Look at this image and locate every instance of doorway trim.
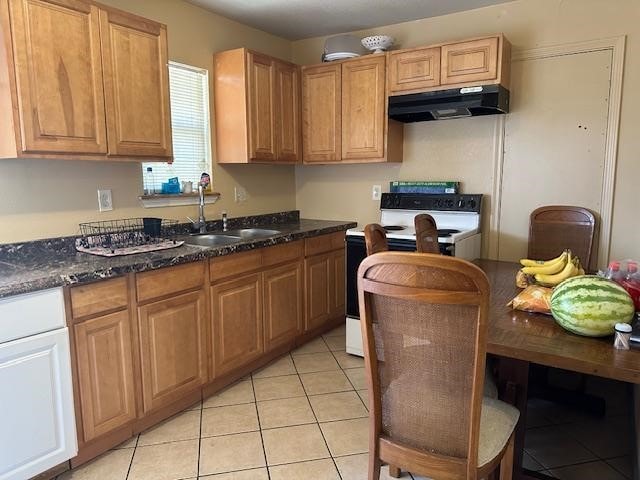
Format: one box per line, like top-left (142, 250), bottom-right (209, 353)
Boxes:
top-left (489, 36), bottom-right (626, 267)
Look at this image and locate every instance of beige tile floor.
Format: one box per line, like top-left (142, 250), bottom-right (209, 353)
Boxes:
top-left (56, 324), bottom-right (635, 480)
top-left (56, 325), bottom-right (417, 480)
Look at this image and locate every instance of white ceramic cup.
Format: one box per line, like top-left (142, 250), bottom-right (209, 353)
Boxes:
top-left (182, 181), bottom-right (193, 194)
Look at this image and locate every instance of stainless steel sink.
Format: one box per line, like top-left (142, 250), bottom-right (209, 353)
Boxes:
top-left (183, 234), bottom-right (242, 247)
top-left (219, 228), bottom-right (281, 239)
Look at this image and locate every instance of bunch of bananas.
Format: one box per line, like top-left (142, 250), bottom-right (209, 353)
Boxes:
top-left (517, 250), bottom-right (585, 288)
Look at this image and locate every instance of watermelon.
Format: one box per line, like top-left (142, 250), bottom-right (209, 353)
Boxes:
top-left (550, 275), bottom-right (635, 337)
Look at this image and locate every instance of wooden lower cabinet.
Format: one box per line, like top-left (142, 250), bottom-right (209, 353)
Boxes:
top-left (330, 249), bottom-right (346, 317)
top-left (73, 310), bottom-right (136, 442)
top-left (304, 253), bottom-right (332, 332)
top-left (211, 273), bottom-right (264, 376)
top-left (137, 290), bottom-right (208, 413)
top-left (264, 261), bottom-right (303, 351)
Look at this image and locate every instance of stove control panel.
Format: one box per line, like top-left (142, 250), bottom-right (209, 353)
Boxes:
top-left (380, 193), bottom-right (482, 213)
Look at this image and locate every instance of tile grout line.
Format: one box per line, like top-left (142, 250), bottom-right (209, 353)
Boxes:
top-left (123, 432), bottom-right (140, 480)
top-left (250, 366), bottom-right (272, 480)
top-left (196, 397), bottom-right (203, 479)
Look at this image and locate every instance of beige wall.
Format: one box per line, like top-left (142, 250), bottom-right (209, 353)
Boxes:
top-left (292, 0), bottom-right (640, 262)
top-left (0, 0), bottom-right (295, 243)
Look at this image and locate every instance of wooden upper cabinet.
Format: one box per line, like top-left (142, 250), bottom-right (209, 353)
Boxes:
top-left (302, 63), bottom-right (341, 163)
top-left (0, 0), bottom-right (172, 160)
top-left (387, 47), bottom-right (441, 94)
top-left (99, 9), bottom-right (172, 158)
top-left (275, 61), bottom-right (300, 163)
top-left (214, 48), bottom-right (300, 164)
top-left (73, 310), bottom-right (136, 442)
top-left (441, 36), bottom-right (499, 86)
top-left (341, 55), bottom-right (386, 160)
top-left (137, 290), bottom-right (208, 413)
top-left (247, 51), bottom-right (276, 161)
top-left (5, 0), bottom-right (107, 155)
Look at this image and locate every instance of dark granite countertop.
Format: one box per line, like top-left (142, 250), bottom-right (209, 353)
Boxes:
top-left (0, 212), bottom-right (356, 299)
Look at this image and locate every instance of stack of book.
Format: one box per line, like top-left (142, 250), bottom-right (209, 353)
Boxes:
top-left (390, 181), bottom-right (460, 194)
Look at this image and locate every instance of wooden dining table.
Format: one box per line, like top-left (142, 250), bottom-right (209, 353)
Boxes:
top-left (476, 259), bottom-right (640, 480)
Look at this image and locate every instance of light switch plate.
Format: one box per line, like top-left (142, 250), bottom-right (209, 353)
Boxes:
top-left (372, 185), bottom-right (382, 201)
top-left (97, 189), bottom-right (113, 212)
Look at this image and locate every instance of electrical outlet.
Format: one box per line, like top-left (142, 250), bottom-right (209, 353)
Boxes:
top-left (97, 189), bottom-right (113, 212)
top-left (372, 185), bottom-right (382, 201)
top-left (234, 186), bottom-right (247, 203)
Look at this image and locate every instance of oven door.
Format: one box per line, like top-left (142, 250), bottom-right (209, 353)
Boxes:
top-left (346, 235), bottom-right (419, 319)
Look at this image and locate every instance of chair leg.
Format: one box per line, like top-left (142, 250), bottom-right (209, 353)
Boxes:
top-left (369, 454), bottom-right (381, 480)
top-left (499, 433), bottom-right (515, 480)
top-left (388, 464), bottom-right (401, 478)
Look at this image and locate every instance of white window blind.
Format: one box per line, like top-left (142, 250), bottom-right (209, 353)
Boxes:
top-left (142, 62), bottom-right (211, 193)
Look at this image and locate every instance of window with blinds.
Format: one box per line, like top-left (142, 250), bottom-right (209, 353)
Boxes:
top-left (142, 62), bottom-right (211, 193)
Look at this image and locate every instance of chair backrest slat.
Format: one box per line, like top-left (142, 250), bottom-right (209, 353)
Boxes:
top-left (364, 223), bottom-right (389, 256)
top-left (415, 214), bottom-right (440, 254)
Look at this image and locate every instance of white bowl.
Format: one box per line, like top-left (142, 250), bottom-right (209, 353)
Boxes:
top-left (361, 35), bottom-right (394, 54)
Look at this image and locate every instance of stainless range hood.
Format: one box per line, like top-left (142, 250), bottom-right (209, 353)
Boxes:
top-left (388, 85), bottom-right (509, 122)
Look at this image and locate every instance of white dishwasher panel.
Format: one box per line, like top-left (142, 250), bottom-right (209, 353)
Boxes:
top-left (0, 327), bottom-right (77, 480)
top-left (0, 288), bottom-right (65, 344)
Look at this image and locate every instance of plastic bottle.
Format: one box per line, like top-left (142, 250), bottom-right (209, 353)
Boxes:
top-left (145, 167), bottom-right (155, 195)
top-left (620, 261), bottom-right (640, 311)
top-left (605, 261), bottom-right (622, 282)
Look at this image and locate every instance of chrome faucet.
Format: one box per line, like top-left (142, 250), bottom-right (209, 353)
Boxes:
top-left (188, 183), bottom-right (207, 233)
top-left (222, 211), bottom-right (228, 232)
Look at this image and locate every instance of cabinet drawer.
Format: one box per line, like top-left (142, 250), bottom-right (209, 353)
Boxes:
top-left (210, 250), bottom-right (262, 282)
top-left (136, 262), bottom-right (205, 303)
top-left (305, 232), bottom-right (345, 256)
top-left (262, 241), bottom-right (303, 267)
top-left (70, 277), bottom-right (128, 319)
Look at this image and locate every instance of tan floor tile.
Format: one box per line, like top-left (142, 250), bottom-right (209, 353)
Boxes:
top-left (199, 431), bottom-right (266, 476)
top-left (357, 390), bottom-right (369, 409)
top-left (334, 453), bottom-right (413, 480)
top-left (320, 418), bottom-right (369, 457)
top-left (323, 325), bottom-right (346, 337)
top-left (199, 468), bottom-right (269, 479)
top-left (112, 434), bottom-right (137, 449)
top-left (292, 337), bottom-right (330, 355)
top-left (323, 335), bottom-right (346, 352)
top-left (262, 424), bottom-right (330, 465)
top-left (257, 396), bottom-right (316, 429)
top-left (201, 403), bottom-right (259, 437)
top-left (58, 448), bottom-right (133, 480)
top-left (137, 410), bottom-right (200, 446)
top-left (300, 370), bottom-right (354, 395)
top-left (128, 439), bottom-right (198, 480)
top-left (309, 391), bottom-right (368, 422)
top-left (293, 352), bottom-right (340, 373)
top-left (253, 374), bottom-right (305, 401)
top-left (269, 458), bottom-right (340, 480)
top-left (344, 367), bottom-right (367, 390)
top-left (333, 351), bottom-right (364, 369)
top-left (252, 355), bottom-right (296, 379)
top-left (204, 380), bottom-right (254, 408)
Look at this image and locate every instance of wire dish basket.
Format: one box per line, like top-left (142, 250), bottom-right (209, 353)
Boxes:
top-left (76, 218), bottom-right (182, 256)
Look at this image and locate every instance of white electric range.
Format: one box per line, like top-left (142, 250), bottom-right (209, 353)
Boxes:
top-left (344, 192), bottom-right (483, 356)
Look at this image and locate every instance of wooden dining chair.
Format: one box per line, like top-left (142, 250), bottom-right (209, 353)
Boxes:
top-left (528, 206), bottom-right (597, 271)
top-left (357, 252), bottom-right (519, 480)
top-left (414, 213), bottom-right (440, 254)
top-left (364, 223), bottom-right (388, 255)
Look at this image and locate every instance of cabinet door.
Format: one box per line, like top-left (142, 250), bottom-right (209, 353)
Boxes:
top-left (441, 36), bottom-right (499, 86)
top-left (264, 262), bottom-right (302, 351)
top-left (330, 249), bottom-right (346, 317)
top-left (302, 64), bottom-right (341, 163)
top-left (99, 9), bottom-right (172, 158)
top-left (7, 0), bottom-right (107, 154)
top-left (137, 290), bottom-right (207, 413)
top-left (247, 51), bottom-right (276, 162)
top-left (73, 310), bottom-right (136, 442)
top-left (342, 55), bottom-right (386, 160)
top-left (274, 61), bottom-right (300, 163)
top-left (304, 253), bottom-right (331, 332)
top-left (211, 273), bottom-right (263, 376)
top-left (387, 47), bottom-right (441, 94)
